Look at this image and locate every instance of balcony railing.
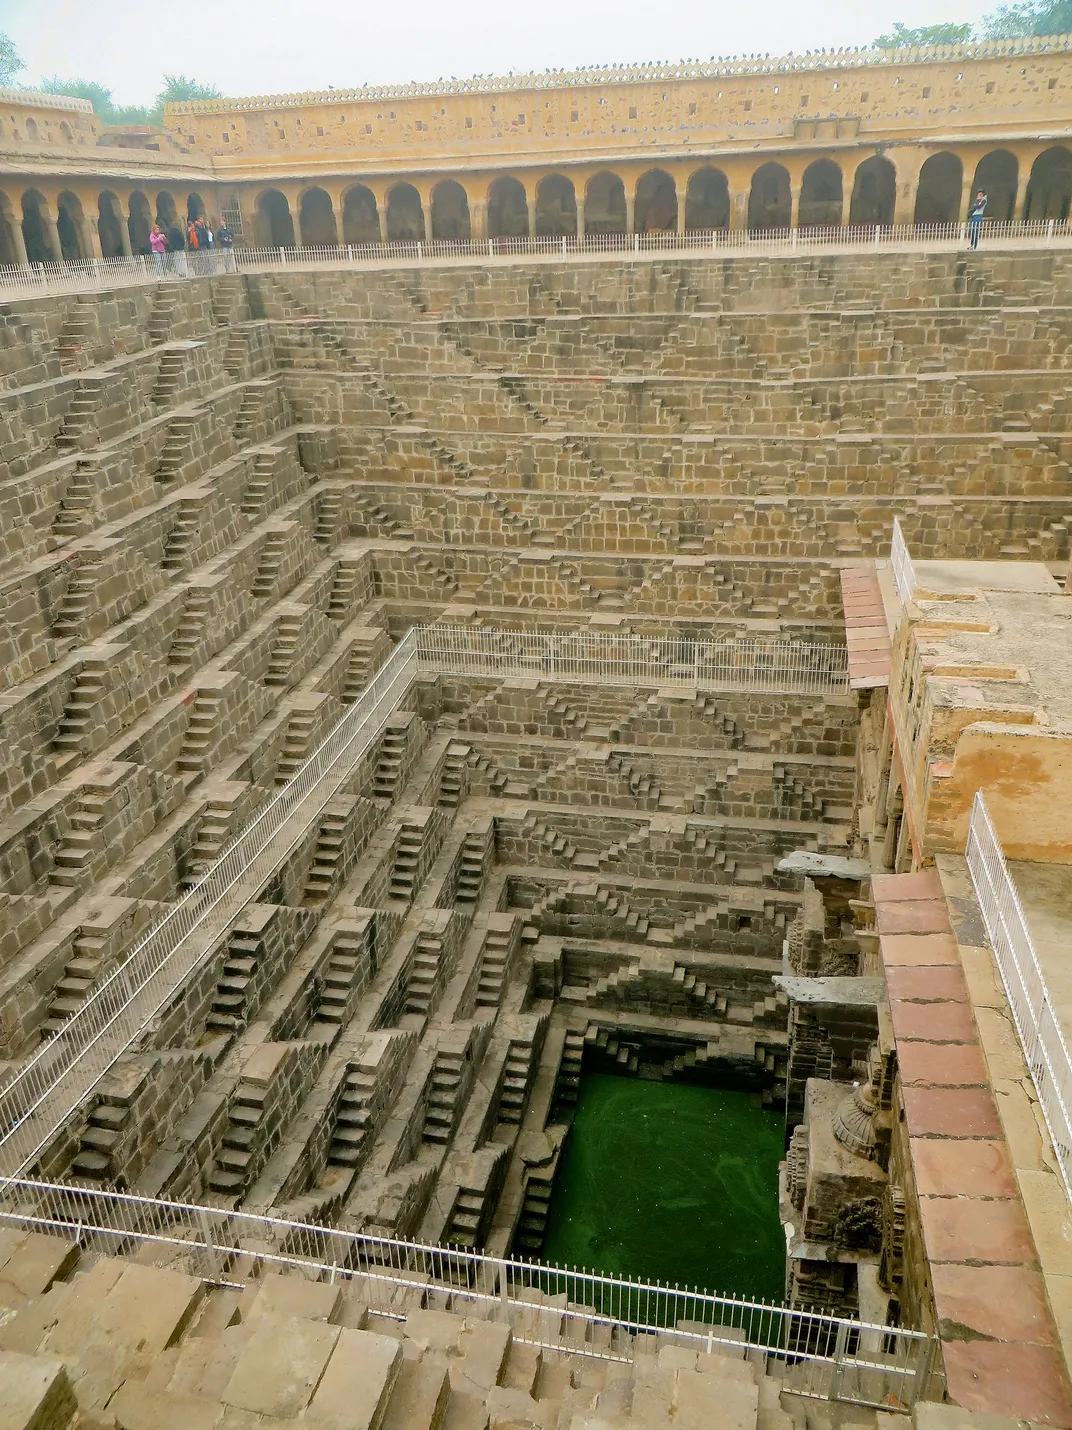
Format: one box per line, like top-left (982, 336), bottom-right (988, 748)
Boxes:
top-left (0, 1176), bottom-right (934, 1410)
top-left (1, 219), bottom-right (1071, 300)
top-left (965, 791), bottom-right (1072, 1201)
top-left (890, 517), bottom-right (916, 605)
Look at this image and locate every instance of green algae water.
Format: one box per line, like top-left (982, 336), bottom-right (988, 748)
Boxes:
top-left (541, 1073), bottom-right (785, 1301)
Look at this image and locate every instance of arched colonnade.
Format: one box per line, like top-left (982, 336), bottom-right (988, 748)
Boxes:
top-left (0, 184), bottom-right (214, 264)
top-left (1, 145), bottom-right (1070, 266)
top-left (244, 145), bottom-right (1072, 250)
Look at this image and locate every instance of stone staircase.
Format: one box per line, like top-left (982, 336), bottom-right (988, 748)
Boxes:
top-left (422, 1047), bottom-right (465, 1145)
top-left (455, 827), bottom-right (489, 904)
top-left (182, 797), bottom-right (235, 889)
top-left (155, 412), bottom-right (201, 484)
top-left (52, 555), bottom-right (103, 640)
top-left (437, 742), bottom-right (471, 808)
top-left (161, 497), bottom-right (202, 572)
top-left (264, 611), bottom-right (305, 686)
top-left (40, 928), bottom-right (108, 1038)
top-left (70, 1094), bottom-right (129, 1183)
top-left (151, 346), bottom-right (187, 408)
top-left (206, 929), bottom-right (262, 1036)
top-left (497, 1036), bottom-right (535, 1124)
top-left (326, 1063), bottom-right (378, 1168)
top-left (373, 720), bottom-right (408, 799)
top-left (302, 808), bottom-right (349, 907)
top-left (208, 1075), bottom-right (268, 1196)
top-left (389, 821), bottom-right (426, 902)
top-left (54, 374), bottom-right (104, 453)
top-left (51, 786), bottom-right (108, 887)
top-left (176, 690), bottom-right (223, 777)
top-left (473, 924), bottom-right (511, 1008)
top-left (52, 458), bottom-right (98, 538)
top-left (52, 657), bottom-right (109, 765)
top-left (169, 587), bottom-right (212, 664)
top-left (251, 528), bottom-right (288, 600)
top-left (405, 930), bottom-right (445, 1016)
top-left (313, 929), bottom-right (369, 1027)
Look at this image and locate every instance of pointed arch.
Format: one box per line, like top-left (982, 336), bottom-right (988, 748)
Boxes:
top-left (57, 191), bottom-right (88, 261)
top-left (431, 180), bottom-right (471, 241)
top-left (299, 187), bottom-right (338, 247)
top-left (535, 174), bottom-right (577, 237)
top-left (913, 153), bottom-right (962, 225)
top-left (685, 168), bottom-right (730, 231)
top-left (128, 191), bottom-right (153, 255)
top-left (748, 163), bottom-right (791, 231)
top-left (971, 150), bottom-right (1018, 222)
top-left (97, 191), bottom-right (127, 258)
top-left (22, 189), bottom-right (57, 263)
top-left (799, 160), bottom-right (844, 228)
top-left (585, 171), bottom-right (627, 235)
top-left (252, 189), bottom-right (295, 247)
top-left (342, 185), bottom-right (380, 244)
top-left (635, 169), bottom-right (677, 233)
top-left (386, 182), bottom-right (425, 241)
top-left (487, 176), bottom-right (528, 239)
top-left (849, 156), bottom-right (896, 227)
top-left (1025, 147), bottom-right (1072, 221)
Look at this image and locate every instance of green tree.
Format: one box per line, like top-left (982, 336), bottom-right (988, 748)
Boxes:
top-left (0, 30), bottom-right (24, 85)
top-left (982, 0), bottom-right (1072, 33)
top-left (872, 21), bottom-right (975, 46)
top-left (38, 76), bottom-right (152, 125)
top-left (149, 73), bottom-right (222, 123)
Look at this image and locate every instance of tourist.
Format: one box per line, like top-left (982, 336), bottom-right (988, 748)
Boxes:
top-left (165, 218), bottom-right (187, 276)
top-left (148, 223), bottom-right (167, 276)
top-left (968, 189), bottom-right (987, 249)
top-left (215, 217), bottom-right (236, 272)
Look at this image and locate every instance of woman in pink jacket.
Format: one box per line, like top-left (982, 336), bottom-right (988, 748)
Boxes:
top-left (149, 223), bottom-right (168, 276)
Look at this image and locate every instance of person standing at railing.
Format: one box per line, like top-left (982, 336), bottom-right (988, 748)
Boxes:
top-left (968, 190), bottom-right (987, 250)
top-left (215, 218), bottom-right (235, 272)
top-left (149, 224), bottom-right (168, 277)
top-left (166, 218), bottom-right (188, 277)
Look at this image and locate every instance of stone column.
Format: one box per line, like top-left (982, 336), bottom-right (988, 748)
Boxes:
top-left (470, 200), bottom-right (487, 241)
top-left (39, 198), bottom-right (64, 263)
top-left (892, 166), bottom-right (921, 226)
top-left (576, 197), bottom-right (585, 241)
top-left (7, 215), bottom-right (28, 266)
top-left (676, 193), bottom-right (686, 238)
top-left (959, 174), bottom-right (975, 223)
top-left (790, 182), bottom-right (801, 230)
top-left (625, 190), bottom-right (635, 236)
top-left (527, 196), bottom-right (537, 239)
top-left (80, 212), bottom-right (103, 259)
top-left (1015, 167), bottom-right (1032, 220)
top-left (729, 190), bottom-right (749, 231)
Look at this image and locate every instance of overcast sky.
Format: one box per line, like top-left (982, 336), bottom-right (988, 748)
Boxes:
top-left (4, 0), bottom-right (999, 106)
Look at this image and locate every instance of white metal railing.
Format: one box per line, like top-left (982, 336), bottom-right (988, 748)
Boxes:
top-left (416, 625), bottom-right (850, 696)
top-left (0, 632), bottom-right (419, 1177)
top-left (0, 1177), bottom-right (933, 1410)
top-left (965, 792), bottom-right (1072, 1201)
top-left (890, 517), bottom-right (916, 605)
top-left (2, 219), bottom-right (1072, 301)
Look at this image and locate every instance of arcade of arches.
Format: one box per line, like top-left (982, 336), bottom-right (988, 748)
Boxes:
top-left (2, 144), bottom-right (1072, 259)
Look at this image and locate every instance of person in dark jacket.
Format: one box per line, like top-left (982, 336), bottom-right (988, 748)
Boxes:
top-left (165, 219), bottom-right (187, 276)
top-left (214, 218), bottom-right (236, 271)
top-left (968, 190), bottom-right (987, 249)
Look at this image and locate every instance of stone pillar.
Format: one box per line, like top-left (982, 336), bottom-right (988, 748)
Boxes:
top-left (377, 202), bottom-right (389, 244)
top-left (527, 196), bottom-right (537, 239)
top-left (470, 200), bottom-right (487, 241)
top-left (625, 190), bottom-right (635, 235)
top-left (81, 212), bottom-right (103, 259)
top-left (676, 194), bottom-right (686, 238)
top-left (790, 182), bottom-right (801, 230)
top-left (7, 215), bottom-right (28, 266)
top-left (576, 198), bottom-right (585, 241)
top-left (38, 198), bottom-right (64, 263)
top-left (729, 190), bottom-right (749, 231)
top-left (893, 168), bottom-right (920, 226)
top-left (959, 174), bottom-right (975, 223)
top-left (1015, 167), bottom-right (1032, 220)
